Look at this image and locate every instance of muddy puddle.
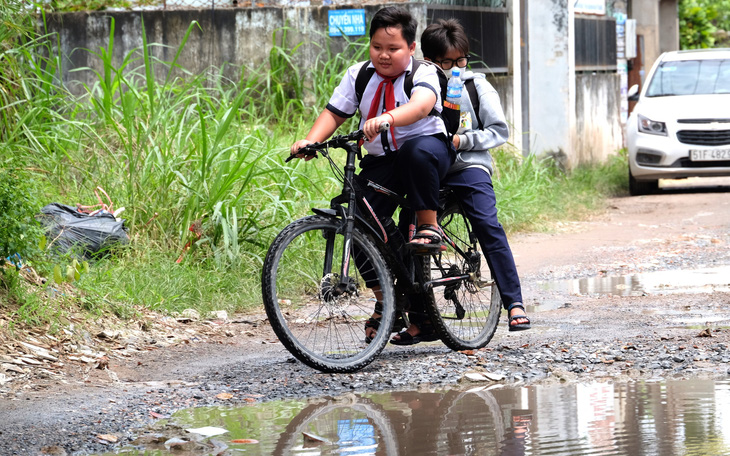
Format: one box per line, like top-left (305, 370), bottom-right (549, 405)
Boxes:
top-left (537, 265), bottom-right (730, 298)
top-left (104, 378), bottom-right (730, 455)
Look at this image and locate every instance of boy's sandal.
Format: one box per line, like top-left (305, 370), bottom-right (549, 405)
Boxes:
top-left (390, 321), bottom-right (439, 346)
top-left (507, 303), bottom-right (531, 332)
top-left (406, 224), bottom-right (447, 254)
top-left (365, 301), bottom-right (409, 344)
top-left (364, 300), bottom-right (383, 344)
top-left (364, 316), bottom-right (381, 344)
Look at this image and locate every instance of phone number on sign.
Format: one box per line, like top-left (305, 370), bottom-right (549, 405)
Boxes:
top-left (690, 149), bottom-right (730, 161)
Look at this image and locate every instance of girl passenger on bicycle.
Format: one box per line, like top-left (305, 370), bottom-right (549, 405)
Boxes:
top-left (418, 18), bottom-right (531, 334)
top-left (386, 17), bottom-right (532, 345)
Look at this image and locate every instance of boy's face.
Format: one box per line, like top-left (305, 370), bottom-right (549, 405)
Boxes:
top-left (369, 26), bottom-right (416, 78)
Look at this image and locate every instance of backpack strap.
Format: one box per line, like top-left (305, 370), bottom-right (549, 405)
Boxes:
top-left (403, 58), bottom-right (420, 97)
top-left (355, 60), bottom-right (376, 105)
top-left (408, 59), bottom-right (444, 118)
top-left (464, 78), bottom-right (483, 131)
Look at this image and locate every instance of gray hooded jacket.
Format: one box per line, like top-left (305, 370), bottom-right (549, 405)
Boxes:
top-left (450, 71), bottom-right (509, 176)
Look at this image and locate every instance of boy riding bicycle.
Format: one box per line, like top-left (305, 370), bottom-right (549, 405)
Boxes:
top-left (290, 7), bottom-right (455, 344)
top-left (290, 6), bottom-right (452, 252)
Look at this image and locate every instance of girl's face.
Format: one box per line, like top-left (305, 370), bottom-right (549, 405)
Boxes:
top-left (369, 26), bottom-right (416, 78)
top-left (435, 47), bottom-right (470, 72)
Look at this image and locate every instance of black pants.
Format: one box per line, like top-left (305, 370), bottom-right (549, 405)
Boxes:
top-left (359, 134), bottom-right (453, 216)
top-left (356, 134), bottom-right (453, 290)
top-left (442, 167), bottom-right (523, 308)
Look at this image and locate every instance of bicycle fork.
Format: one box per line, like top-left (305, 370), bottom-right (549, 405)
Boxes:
top-left (317, 142), bottom-right (363, 300)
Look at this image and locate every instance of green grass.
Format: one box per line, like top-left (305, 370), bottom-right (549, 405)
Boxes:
top-left (0, 8), bottom-right (629, 327)
top-left (492, 148), bottom-right (628, 233)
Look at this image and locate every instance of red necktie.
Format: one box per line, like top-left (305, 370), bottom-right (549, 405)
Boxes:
top-left (366, 72), bottom-right (402, 150)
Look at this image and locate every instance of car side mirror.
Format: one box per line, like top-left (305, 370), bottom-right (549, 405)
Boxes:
top-left (627, 84), bottom-right (639, 102)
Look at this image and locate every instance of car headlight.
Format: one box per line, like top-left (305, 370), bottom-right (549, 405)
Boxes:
top-left (638, 114), bottom-right (667, 136)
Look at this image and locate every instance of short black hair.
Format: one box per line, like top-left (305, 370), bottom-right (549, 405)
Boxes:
top-left (421, 18), bottom-right (470, 61)
top-left (370, 6), bottom-right (417, 45)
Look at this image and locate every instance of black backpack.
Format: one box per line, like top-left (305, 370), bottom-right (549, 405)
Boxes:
top-left (354, 59), bottom-right (483, 135)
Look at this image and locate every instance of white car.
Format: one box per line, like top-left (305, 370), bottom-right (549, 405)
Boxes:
top-left (626, 48), bottom-right (730, 195)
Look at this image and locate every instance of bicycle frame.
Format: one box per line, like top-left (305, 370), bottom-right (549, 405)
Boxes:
top-left (310, 139), bottom-right (423, 303)
top-left (307, 137), bottom-right (482, 313)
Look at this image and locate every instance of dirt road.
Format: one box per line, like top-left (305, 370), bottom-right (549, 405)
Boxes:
top-left (1, 179), bottom-right (729, 455)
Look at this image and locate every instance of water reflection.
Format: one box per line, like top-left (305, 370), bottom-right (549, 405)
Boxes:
top-left (537, 265), bottom-right (730, 297)
top-left (112, 379), bottom-right (730, 455)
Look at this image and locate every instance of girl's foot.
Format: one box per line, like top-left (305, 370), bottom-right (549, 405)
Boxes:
top-left (508, 303), bottom-right (531, 332)
top-left (364, 301), bottom-right (384, 344)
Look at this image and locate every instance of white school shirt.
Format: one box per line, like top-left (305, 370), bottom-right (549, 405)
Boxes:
top-left (325, 58), bottom-right (447, 157)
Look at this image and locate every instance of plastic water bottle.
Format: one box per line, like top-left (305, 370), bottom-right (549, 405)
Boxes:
top-left (445, 67), bottom-right (464, 109)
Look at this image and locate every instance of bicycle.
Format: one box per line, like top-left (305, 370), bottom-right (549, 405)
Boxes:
top-left (261, 126), bottom-right (502, 373)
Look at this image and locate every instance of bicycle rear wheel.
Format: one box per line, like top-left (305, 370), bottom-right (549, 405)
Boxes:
top-left (423, 202), bottom-right (502, 350)
top-left (262, 215), bottom-right (394, 373)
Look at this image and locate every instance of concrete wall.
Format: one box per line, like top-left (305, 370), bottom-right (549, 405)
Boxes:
top-left (574, 73), bottom-right (623, 165)
top-left (659, 0), bottom-right (679, 53)
top-left (487, 74), bottom-right (514, 143)
top-left (44, 3), bottom-right (625, 167)
top-left (628, 0), bottom-right (680, 65)
top-left (45, 6), bottom-right (520, 136)
top-left (45, 5), bottom-right (427, 94)
top-left (525, 0), bottom-right (575, 163)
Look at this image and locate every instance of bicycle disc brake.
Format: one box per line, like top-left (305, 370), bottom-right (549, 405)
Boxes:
top-left (443, 265), bottom-right (466, 320)
top-left (320, 273), bottom-right (358, 302)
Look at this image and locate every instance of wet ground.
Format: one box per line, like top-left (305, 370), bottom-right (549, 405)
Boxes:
top-left (105, 379), bottom-right (730, 455)
top-left (1, 178), bottom-right (730, 455)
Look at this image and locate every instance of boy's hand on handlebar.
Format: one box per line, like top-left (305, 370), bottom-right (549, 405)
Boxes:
top-left (290, 139), bottom-right (317, 161)
top-left (363, 116), bottom-right (391, 142)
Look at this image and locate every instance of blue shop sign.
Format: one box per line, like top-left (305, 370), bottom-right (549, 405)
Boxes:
top-left (328, 9), bottom-right (366, 37)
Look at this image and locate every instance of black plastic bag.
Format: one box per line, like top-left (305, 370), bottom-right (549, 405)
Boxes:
top-left (38, 203), bottom-right (129, 259)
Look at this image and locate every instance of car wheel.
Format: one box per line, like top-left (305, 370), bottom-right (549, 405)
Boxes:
top-left (628, 168), bottom-right (658, 196)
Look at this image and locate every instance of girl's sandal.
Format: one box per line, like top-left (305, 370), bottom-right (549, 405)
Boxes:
top-left (364, 316), bottom-right (381, 344)
top-left (406, 224), bottom-right (447, 255)
top-left (507, 303), bottom-right (531, 332)
top-left (365, 309), bottom-right (408, 344)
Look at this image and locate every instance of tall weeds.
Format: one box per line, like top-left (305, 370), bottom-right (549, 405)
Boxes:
top-left (0, 9), bottom-right (628, 320)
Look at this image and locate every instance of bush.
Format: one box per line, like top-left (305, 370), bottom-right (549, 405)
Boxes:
top-left (0, 168), bottom-right (44, 268)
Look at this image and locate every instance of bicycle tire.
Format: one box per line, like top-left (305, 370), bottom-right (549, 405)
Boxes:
top-left (422, 202), bottom-right (502, 350)
top-left (262, 215), bottom-right (395, 373)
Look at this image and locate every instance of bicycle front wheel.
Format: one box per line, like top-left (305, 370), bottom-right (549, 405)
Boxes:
top-left (423, 202), bottom-right (502, 350)
top-left (262, 215), bottom-right (394, 373)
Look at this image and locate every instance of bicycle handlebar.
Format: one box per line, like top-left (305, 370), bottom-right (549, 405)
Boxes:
top-left (287, 122), bottom-right (390, 162)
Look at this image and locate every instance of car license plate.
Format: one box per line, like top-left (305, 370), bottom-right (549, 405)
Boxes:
top-left (689, 149), bottom-right (730, 161)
